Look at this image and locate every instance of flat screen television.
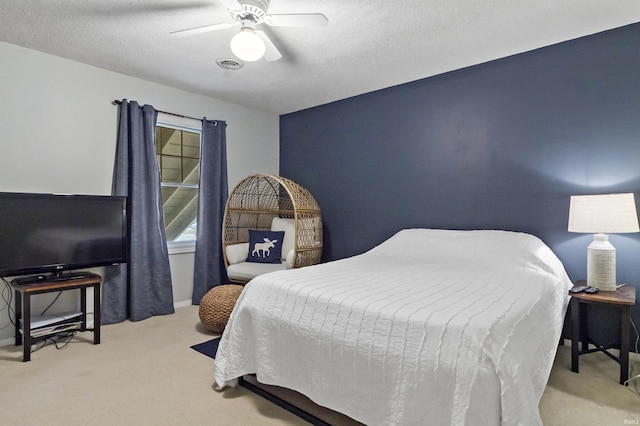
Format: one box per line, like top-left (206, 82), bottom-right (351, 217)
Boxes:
top-left (0, 192), bottom-right (127, 282)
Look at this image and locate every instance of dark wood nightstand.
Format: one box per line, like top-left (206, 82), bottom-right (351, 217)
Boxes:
top-left (570, 280), bottom-right (636, 385)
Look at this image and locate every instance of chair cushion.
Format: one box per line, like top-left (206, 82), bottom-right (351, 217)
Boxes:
top-left (271, 217), bottom-right (295, 261)
top-left (226, 242), bottom-right (249, 265)
top-left (227, 261), bottom-right (288, 282)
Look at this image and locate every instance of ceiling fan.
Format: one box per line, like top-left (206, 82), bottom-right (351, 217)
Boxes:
top-left (170, 0), bottom-right (328, 62)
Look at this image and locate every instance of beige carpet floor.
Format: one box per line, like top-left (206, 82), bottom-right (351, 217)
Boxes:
top-left (0, 305), bottom-right (638, 425)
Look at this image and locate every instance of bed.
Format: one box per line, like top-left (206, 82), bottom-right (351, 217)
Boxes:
top-left (214, 229), bottom-right (572, 425)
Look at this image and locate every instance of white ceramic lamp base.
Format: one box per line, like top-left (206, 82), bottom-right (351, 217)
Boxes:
top-left (587, 233), bottom-right (617, 291)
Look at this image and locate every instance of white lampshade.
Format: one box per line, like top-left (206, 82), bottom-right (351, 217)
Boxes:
top-left (568, 193), bottom-right (640, 234)
top-left (568, 193), bottom-right (639, 291)
top-left (230, 28), bottom-right (265, 62)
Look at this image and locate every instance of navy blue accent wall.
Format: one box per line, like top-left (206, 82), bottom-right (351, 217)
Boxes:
top-left (280, 23), bottom-right (640, 346)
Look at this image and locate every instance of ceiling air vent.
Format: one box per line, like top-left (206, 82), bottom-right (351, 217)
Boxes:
top-left (216, 58), bottom-right (244, 70)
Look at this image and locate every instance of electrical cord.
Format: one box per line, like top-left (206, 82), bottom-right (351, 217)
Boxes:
top-left (30, 331), bottom-right (77, 353)
top-left (1, 277), bottom-right (15, 329)
top-left (624, 316), bottom-right (640, 395)
top-left (30, 338), bottom-right (48, 352)
top-left (1, 277), bottom-right (64, 326)
top-left (40, 291), bottom-right (63, 316)
top-left (51, 331), bottom-right (77, 349)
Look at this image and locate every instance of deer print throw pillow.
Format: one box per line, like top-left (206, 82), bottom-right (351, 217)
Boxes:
top-left (246, 230), bottom-right (285, 264)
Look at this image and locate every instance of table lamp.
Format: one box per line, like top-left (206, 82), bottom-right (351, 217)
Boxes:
top-left (568, 193), bottom-right (639, 291)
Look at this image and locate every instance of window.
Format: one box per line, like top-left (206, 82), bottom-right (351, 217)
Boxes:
top-left (155, 122), bottom-right (201, 244)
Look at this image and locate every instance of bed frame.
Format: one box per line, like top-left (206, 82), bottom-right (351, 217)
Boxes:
top-left (240, 375), bottom-right (363, 426)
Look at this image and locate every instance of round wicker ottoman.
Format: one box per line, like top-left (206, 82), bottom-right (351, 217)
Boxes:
top-left (199, 284), bottom-right (244, 333)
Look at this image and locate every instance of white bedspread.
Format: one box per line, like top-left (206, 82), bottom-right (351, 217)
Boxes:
top-left (214, 229), bottom-right (572, 425)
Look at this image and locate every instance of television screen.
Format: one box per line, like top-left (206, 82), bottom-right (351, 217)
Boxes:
top-left (0, 192), bottom-right (127, 279)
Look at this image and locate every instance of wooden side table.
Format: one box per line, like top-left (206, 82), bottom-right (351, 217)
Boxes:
top-left (570, 281), bottom-right (636, 385)
top-left (12, 273), bottom-right (102, 362)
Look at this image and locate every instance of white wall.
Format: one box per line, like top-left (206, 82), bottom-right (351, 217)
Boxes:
top-left (0, 42), bottom-right (280, 344)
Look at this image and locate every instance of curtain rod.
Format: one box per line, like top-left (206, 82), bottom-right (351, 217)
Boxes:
top-left (112, 100), bottom-right (200, 121)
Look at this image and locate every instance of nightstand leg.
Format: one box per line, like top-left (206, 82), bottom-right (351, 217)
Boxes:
top-left (580, 302), bottom-right (589, 351)
top-left (571, 298), bottom-right (580, 373)
top-left (14, 289), bottom-right (21, 347)
top-left (80, 287), bottom-right (87, 332)
top-left (22, 293), bottom-right (31, 362)
top-left (93, 282), bottom-right (101, 344)
top-left (620, 305), bottom-right (631, 385)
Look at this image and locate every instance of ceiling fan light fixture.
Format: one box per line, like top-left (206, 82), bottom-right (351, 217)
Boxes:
top-left (230, 26), bottom-right (265, 62)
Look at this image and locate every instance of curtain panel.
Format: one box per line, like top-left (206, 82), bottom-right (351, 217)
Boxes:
top-left (192, 118), bottom-right (229, 304)
top-left (102, 99), bottom-right (174, 324)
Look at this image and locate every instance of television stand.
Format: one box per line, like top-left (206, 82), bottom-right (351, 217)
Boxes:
top-left (11, 272), bottom-right (102, 362)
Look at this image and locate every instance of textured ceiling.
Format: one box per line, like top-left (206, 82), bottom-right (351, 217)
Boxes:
top-left (1, 0), bottom-right (639, 115)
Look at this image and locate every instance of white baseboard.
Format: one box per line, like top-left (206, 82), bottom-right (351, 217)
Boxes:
top-left (0, 301), bottom-right (193, 348)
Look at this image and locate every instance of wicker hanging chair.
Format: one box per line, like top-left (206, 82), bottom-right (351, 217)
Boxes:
top-left (222, 174), bottom-right (323, 283)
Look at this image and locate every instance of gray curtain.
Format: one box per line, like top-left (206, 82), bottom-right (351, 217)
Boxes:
top-left (102, 99), bottom-right (175, 324)
top-left (192, 118), bottom-right (228, 304)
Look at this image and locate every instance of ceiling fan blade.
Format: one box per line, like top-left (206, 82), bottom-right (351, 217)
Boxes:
top-left (256, 31), bottom-right (282, 62)
top-left (264, 13), bottom-right (328, 27)
top-left (216, 0), bottom-right (242, 10)
top-left (170, 22), bottom-right (237, 37)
